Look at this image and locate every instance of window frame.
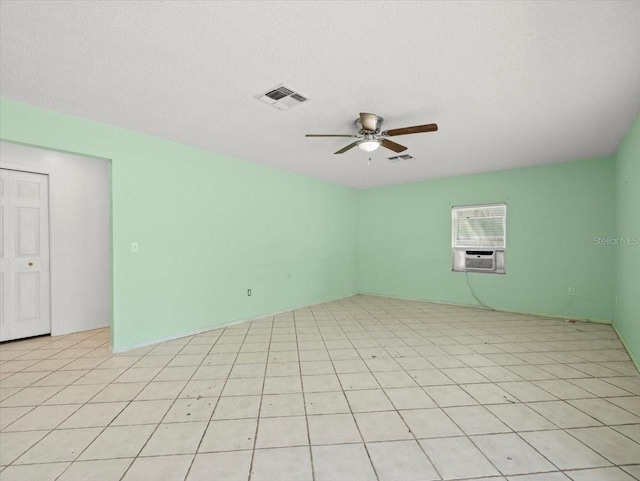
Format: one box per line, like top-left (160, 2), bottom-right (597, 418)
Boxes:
top-left (451, 203), bottom-right (507, 274)
top-left (451, 203), bottom-right (507, 249)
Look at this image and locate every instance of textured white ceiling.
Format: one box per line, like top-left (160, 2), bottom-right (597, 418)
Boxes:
top-left (1, 1), bottom-right (639, 188)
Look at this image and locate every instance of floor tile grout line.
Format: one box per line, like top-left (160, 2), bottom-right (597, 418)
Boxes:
top-left (7, 413), bottom-right (640, 433)
top-left (9, 335), bottom-right (112, 375)
top-left (47, 339), bottom-right (199, 480)
top-left (303, 309), bottom-right (361, 469)
top-left (4, 438), bottom-right (638, 469)
top-left (1, 331), bottom-right (125, 465)
top-left (11, 400), bottom-right (130, 477)
top-left (354, 301), bottom-right (512, 381)
top-left (2, 328), bottom-right (105, 355)
top-left (561, 397), bottom-right (640, 424)
top-left (561, 423), bottom-right (640, 469)
top-left (310, 304), bottom-right (394, 481)
top-left (1, 298), bottom-right (639, 480)
top-left (609, 424), bottom-right (640, 447)
top-left (337, 297), bottom-right (638, 479)
top-left (164, 324), bottom-right (257, 481)
top-left (399, 380), bottom-right (506, 478)
top-left (110, 328), bottom-right (229, 481)
top-left (3, 352), bottom-right (137, 406)
top-left (432, 361), bottom-right (638, 476)
top-left (0, 330), bottom-right (112, 412)
top-left (244, 315), bottom-right (274, 481)
top-left (294, 309), bottom-right (316, 481)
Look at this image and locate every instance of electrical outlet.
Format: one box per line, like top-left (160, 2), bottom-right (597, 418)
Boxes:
top-left (568, 287), bottom-right (575, 296)
top-left (247, 289), bottom-right (252, 297)
top-left (131, 242), bottom-right (138, 253)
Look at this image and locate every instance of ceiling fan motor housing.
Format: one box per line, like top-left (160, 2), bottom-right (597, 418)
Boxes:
top-left (356, 116), bottom-right (384, 134)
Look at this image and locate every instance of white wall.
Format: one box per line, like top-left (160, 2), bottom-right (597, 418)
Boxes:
top-left (0, 141), bottom-right (110, 336)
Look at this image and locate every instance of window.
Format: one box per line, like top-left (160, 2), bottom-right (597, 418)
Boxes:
top-left (452, 203), bottom-right (506, 273)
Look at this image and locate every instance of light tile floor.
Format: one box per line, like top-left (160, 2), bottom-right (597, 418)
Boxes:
top-left (1, 295), bottom-right (640, 481)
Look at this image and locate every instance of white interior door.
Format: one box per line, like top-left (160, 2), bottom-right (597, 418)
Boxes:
top-left (0, 169), bottom-right (51, 341)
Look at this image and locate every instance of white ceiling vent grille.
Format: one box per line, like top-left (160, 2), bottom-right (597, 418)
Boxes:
top-left (255, 84), bottom-right (309, 110)
top-left (388, 154), bottom-right (414, 162)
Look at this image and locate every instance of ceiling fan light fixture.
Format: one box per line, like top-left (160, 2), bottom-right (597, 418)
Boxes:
top-left (358, 139), bottom-right (381, 152)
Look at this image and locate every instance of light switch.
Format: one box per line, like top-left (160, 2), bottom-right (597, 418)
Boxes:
top-left (131, 242), bottom-right (139, 253)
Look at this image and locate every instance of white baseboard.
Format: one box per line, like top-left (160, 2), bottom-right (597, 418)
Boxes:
top-left (611, 322), bottom-right (640, 373)
top-left (111, 321), bottom-right (246, 353)
top-left (358, 292), bottom-right (613, 324)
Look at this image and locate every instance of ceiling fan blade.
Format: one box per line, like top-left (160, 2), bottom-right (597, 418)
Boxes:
top-left (334, 141), bottom-right (359, 154)
top-left (381, 138), bottom-right (407, 153)
top-left (384, 123), bottom-right (438, 136)
top-left (360, 112), bottom-right (378, 132)
top-left (305, 134), bottom-right (357, 137)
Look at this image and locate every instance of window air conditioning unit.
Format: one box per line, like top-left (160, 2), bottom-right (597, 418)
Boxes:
top-left (465, 250), bottom-right (495, 271)
top-left (452, 248), bottom-right (506, 274)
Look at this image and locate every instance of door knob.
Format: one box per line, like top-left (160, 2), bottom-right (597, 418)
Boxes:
top-left (28, 262), bottom-right (33, 266)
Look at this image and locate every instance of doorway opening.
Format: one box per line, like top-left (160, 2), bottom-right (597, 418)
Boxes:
top-left (0, 142), bottom-right (111, 342)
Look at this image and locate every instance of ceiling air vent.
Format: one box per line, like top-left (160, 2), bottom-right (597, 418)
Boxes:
top-left (388, 154), bottom-right (414, 162)
top-left (255, 84), bottom-right (309, 110)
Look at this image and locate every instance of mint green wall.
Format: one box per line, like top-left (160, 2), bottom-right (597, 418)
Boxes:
top-left (0, 98), bottom-right (358, 350)
top-left (2, 96), bottom-right (633, 358)
top-left (614, 113), bottom-right (640, 364)
top-left (358, 158), bottom-right (616, 322)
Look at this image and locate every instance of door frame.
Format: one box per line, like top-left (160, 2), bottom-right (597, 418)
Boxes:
top-left (1, 164), bottom-right (54, 337)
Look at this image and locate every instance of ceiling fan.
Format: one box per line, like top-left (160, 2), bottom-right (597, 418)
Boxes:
top-left (305, 112), bottom-right (438, 154)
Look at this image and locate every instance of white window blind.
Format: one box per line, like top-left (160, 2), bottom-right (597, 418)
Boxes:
top-left (452, 203), bottom-right (506, 249)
